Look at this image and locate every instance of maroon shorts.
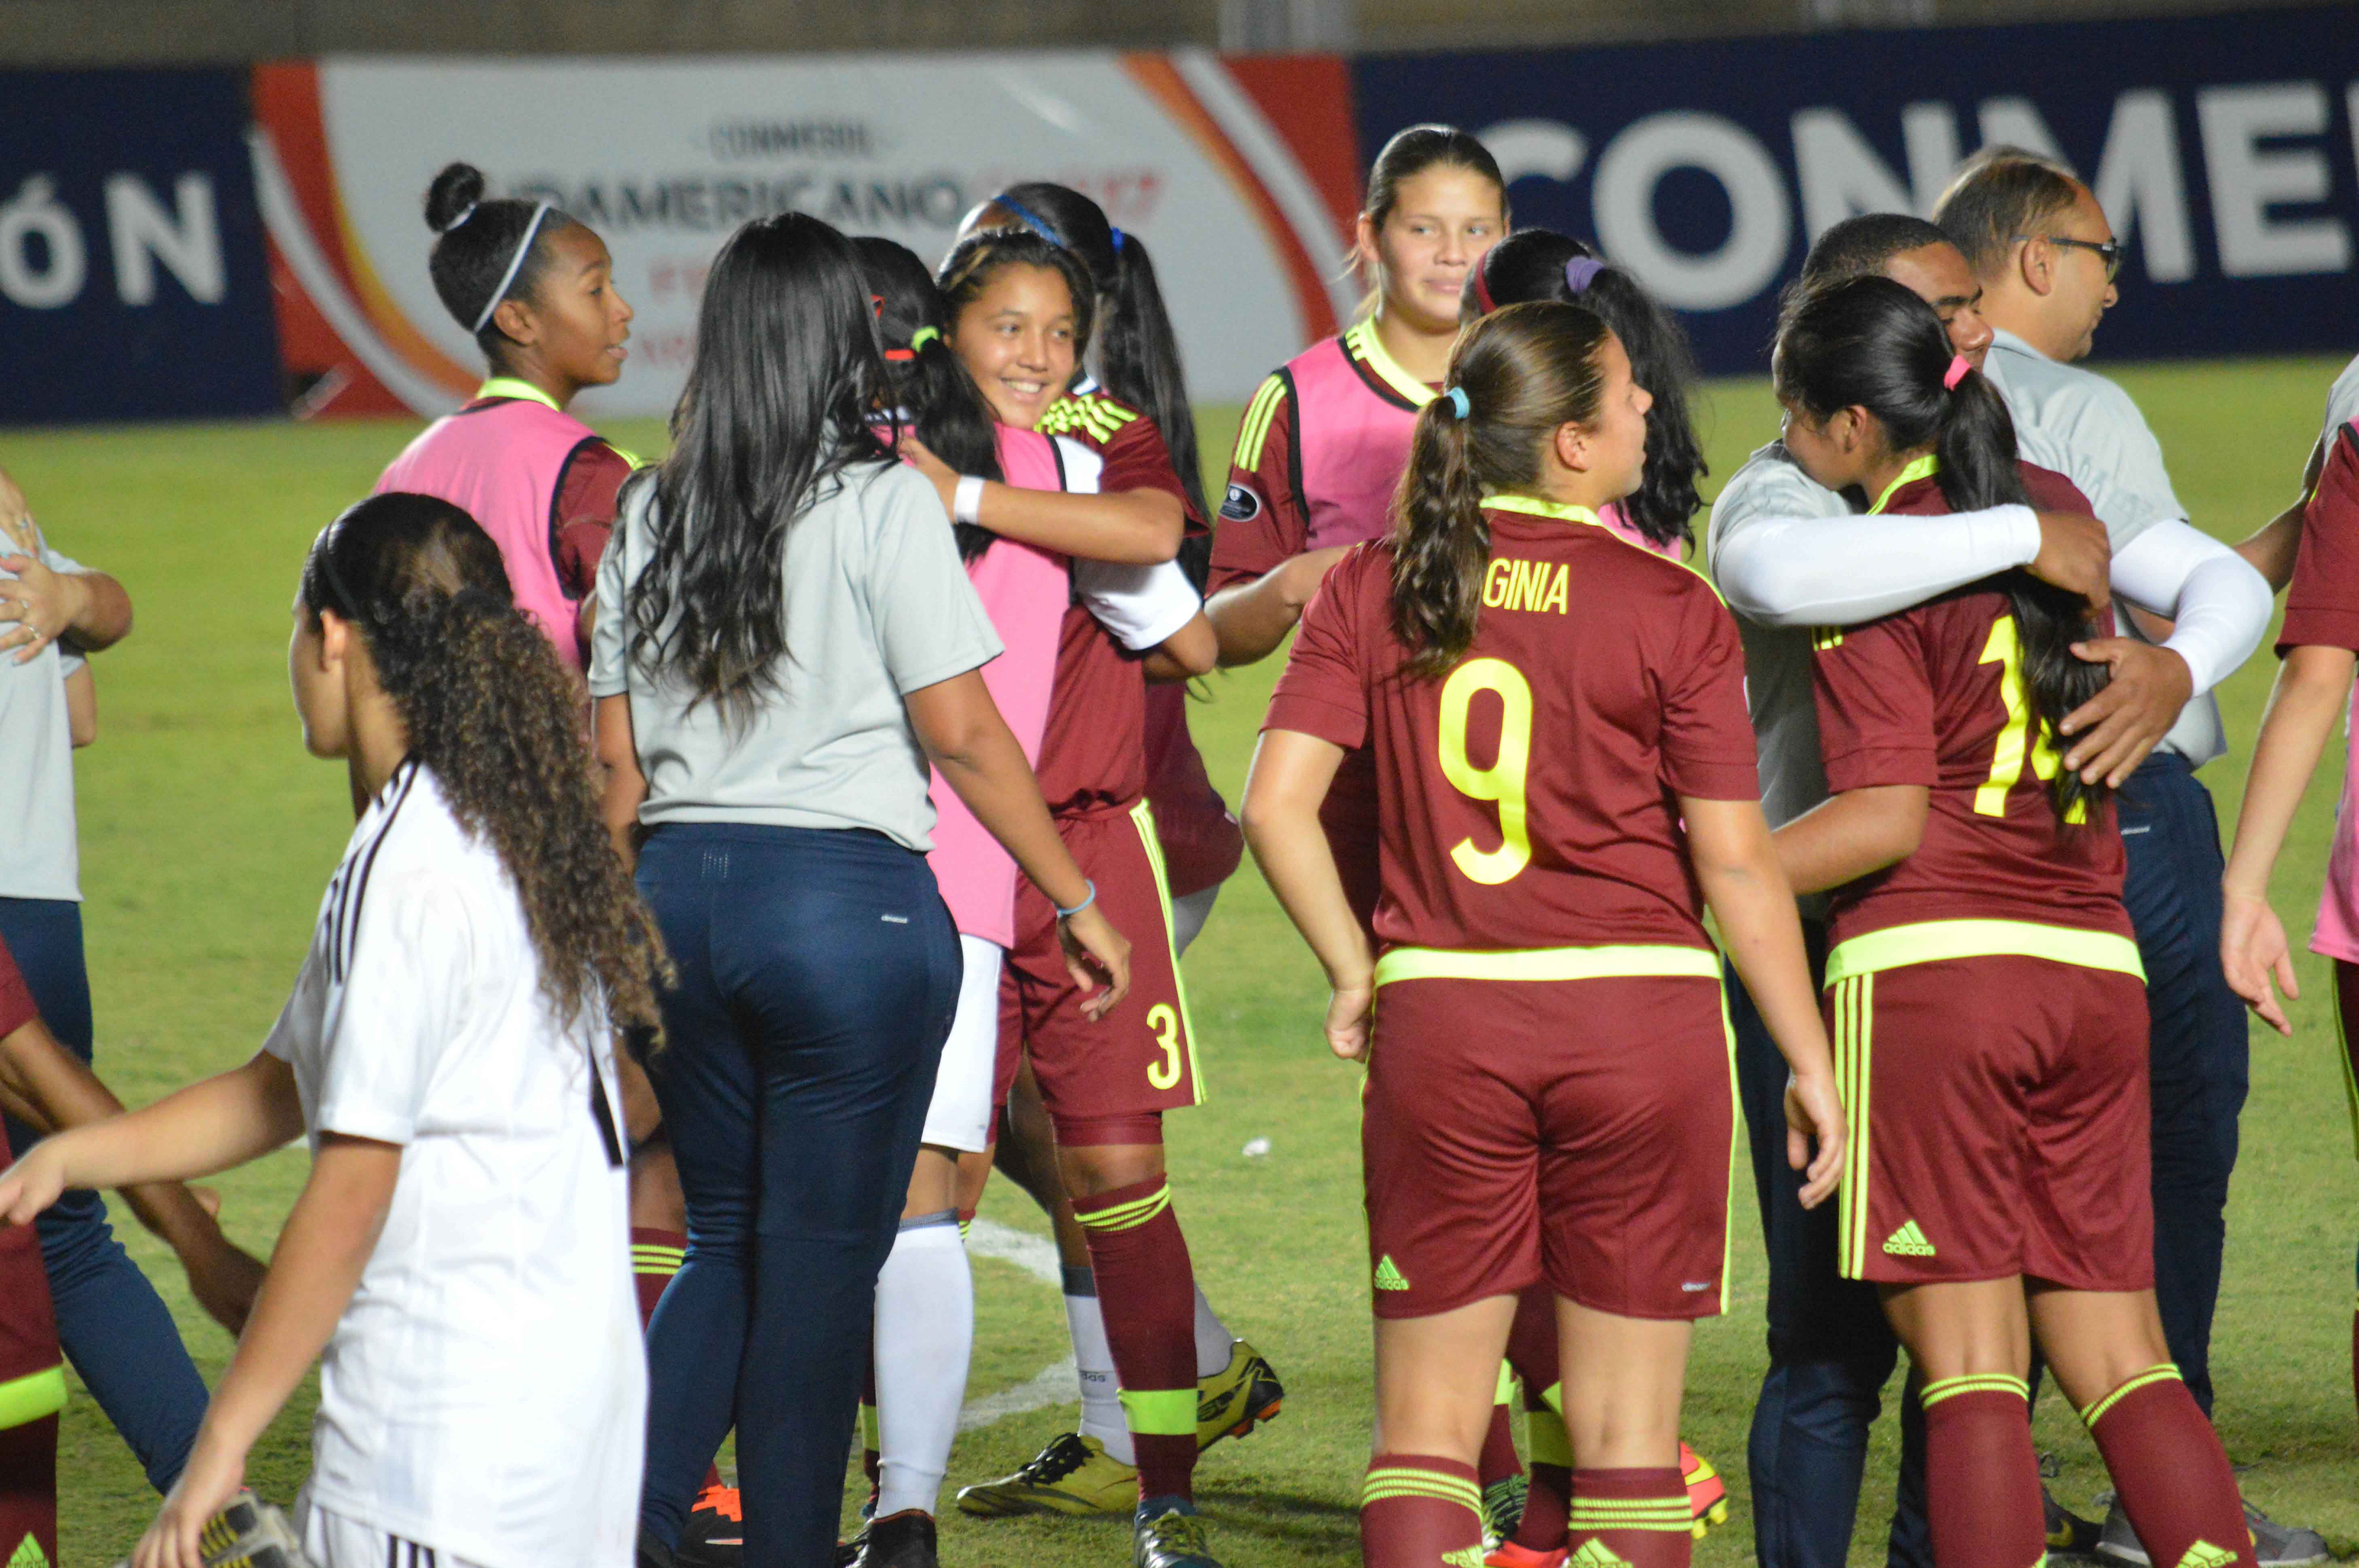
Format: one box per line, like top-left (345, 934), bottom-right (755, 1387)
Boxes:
top-left (1361, 973), bottom-right (1733, 1320)
top-left (0, 1125), bottom-right (59, 1406)
top-left (1142, 686), bottom-right (1242, 901)
top-left (997, 800), bottom-right (1200, 1126)
top-left (1828, 956), bottom-right (2151, 1290)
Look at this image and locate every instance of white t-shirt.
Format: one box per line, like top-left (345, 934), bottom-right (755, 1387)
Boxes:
top-left (2324, 352), bottom-right (2359, 439)
top-left (264, 760), bottom-right (643, 1568)
top-left (0, 529), bottom-right (87, 901)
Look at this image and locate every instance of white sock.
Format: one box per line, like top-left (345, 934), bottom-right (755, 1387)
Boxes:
top-left (873, 1213), bottom-right (973, 1518)
top-left (1062, 1268), bottom-right (1134, 1465)
top-left (1193, 1283), bottom-right (1235, 1378)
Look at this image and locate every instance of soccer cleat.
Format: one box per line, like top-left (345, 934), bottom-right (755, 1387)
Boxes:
top-left (955, 1430), bottom-right (1140, 1517)
top-left (1485, 1542), bottom-right (1568, 1568)
top-left (1681, 1443), bottom-right (1730, 1538)
top-left (677, 1482), bottom-right (744, 1568)
top-left (854, 1510), bottom-right (939, 1568)
top-left (1134, 1498), bottom-right (1224, 1568)
top-left (2042, 1479), bottom-right (2102, 1555)
top-left (1196, 1340), bottom-right (1286, 1450)
top-left (2092, 1494), bottom-right (2328, 1568)
top-left (111, 1490), bottom-right (317, 1568)
top-left (1481, 1473), bottom-right (1528, 1552)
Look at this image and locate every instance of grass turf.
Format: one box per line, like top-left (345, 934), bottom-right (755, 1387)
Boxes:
top-left (17, 353), bottom-right (2356, 1564)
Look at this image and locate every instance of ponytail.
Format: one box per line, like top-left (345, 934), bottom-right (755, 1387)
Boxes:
top-left (1391, 301), bottom-right (1611, 679)
top-left (980, 182), bottom-right (1209, 524)
top-left (1775, 274), bottom-right (2109, 821)
top-left (1466, 230), bottom-right (1704, 552)
top-left (301, 493), bottom-right (668, 1035)
top-left (855, 236), bottom-right (1005, 561)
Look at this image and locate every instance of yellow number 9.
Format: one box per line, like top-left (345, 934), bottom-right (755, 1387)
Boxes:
top-left (1146, 1004), bottom-right (1182, 1090)
top-left (1437, 657), bottom-right (1534, 885)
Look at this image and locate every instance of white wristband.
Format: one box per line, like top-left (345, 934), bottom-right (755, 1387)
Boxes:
top-left (954, 475), bottom-right (986, 526)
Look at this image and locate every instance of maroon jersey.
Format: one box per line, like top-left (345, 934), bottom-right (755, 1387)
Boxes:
top-left (2279, 421), bottom-right (2359, 654)
top-left (1811, 463), bottom-right (2130, 950)
top-left (1265, 498), bottom-right (1758, 953)
top-left (549, 439), bottom-right (634, 601)
top-left (1039, 387), bottom-right (1206, 533)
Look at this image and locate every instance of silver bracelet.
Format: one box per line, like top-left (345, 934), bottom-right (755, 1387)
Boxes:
top-left (954, 474), bottom-right (986, 526)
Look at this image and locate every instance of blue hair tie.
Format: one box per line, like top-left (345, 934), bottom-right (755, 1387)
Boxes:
top-left (1443, 386), bottom-right (1472, 419)
top-left (1110, 226), bottom-right (1127, 255)
top-left (993, 195), bottom-right (1063, 247)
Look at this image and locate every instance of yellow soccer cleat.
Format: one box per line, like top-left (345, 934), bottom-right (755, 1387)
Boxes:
top-left (1682, 1443), bottom-right (1731, 1538)
top-left (1196, 1340), bottom-right (1286, 1451)
top-left (955, 1432), bottom-right (1139, 1518)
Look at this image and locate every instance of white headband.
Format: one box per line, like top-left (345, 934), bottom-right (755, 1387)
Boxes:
top-left (471, 201), bottom-right (552, 335)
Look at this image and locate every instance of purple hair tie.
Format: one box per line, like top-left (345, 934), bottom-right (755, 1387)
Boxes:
top-left (1564, 256), bottom-right (1606, 293)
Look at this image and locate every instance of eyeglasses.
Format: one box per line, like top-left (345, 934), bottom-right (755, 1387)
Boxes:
top-left (2016, 234), bottom-right (2124, 282)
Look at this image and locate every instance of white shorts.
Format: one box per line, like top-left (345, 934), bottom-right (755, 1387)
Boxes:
top-left (296, 1495), bottom-right (489, 1568)
top-left (920, 935), bottom-right (1005, 1153)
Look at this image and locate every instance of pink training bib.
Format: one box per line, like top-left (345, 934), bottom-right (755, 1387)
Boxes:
top-left (376, 392), bottom-right (603, 668)
top-left (924, 425), bottom-right (1070, 947)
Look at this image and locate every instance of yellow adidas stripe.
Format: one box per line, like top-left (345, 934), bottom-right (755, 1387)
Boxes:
top-left (1234, 375), bottom-right (1288, 472)
top-left (0, 1365), bottom-right (66, 1431)
top-left (2081, 1363), bottom-right (2181, 1428)
top-left (1077, 1185), bottom-right (1172, 1232)
top-left (1824, 920), bottom-right (2145, 987)
top-left (1375, 943), bottom-right (1720, 987)
top-left (1129, 799), bottom-right (1205, 1105)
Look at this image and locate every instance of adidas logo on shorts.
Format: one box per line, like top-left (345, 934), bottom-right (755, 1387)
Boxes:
top-left (1372, 1255), bottom-right (1411, 1291)
top-left (1883, 1221), bottom-right (1937, 1257)
top-left (1569, 1539), bottom-right (1636, 1568)
top-left (10, 1534), bottom-right (49, 1568)
top-left (2175, 1541), bottom-right (2238, 1568)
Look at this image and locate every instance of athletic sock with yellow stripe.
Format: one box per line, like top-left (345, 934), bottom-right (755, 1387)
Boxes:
top-left (630, 1226), bottom-right (687, 1330)
top-left (1361, 1454), bottom-right (1483, 1567)
top-left (1071, 1177), bottom-right (1198, 1502)
top-left (2083, 1365), bottom-right (2256, 1568)
top-left (1568, 1468), bottom-right (1691, 1568)
top-left (1920, 1374), bottom-right (2043, 1568)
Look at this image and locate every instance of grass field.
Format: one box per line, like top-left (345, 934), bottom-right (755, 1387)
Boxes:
top-left (18, 354), bottom-right (2359, 1564)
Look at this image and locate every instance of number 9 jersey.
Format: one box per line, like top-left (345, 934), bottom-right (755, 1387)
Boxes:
top-left (1265, 495), bottom-right (1761, 956)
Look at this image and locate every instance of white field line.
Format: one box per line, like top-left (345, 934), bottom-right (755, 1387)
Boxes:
top-left (959, 1217), bottom-right (1075, 1430)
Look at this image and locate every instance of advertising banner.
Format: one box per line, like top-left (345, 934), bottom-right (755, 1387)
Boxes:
top-left (1353, 4), bottom-right (2359, 374)
top-left (0, 69), bottom-right (280, 423)
top-left (253, 53), bottom-right (1363, 419)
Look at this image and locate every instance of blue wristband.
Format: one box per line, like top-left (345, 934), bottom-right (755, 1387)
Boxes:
top-left (1054, 880), bottom-right (1096, 919)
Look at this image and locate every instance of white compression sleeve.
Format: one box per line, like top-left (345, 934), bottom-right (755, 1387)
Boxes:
top-left (1715, 504), bottom-right (2041, 628)
top-left (874, 1215), bottom-right (975, 1517)
top-left (2105, 518), bottom-right (2274, 697)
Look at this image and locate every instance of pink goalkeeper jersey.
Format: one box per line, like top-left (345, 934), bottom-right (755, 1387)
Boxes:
top-left (375, 382), bottom-right (613, 670)
top-left (2277, 416), bottom-right (2359, 962)
top-left (924, 426), bottom-right (1070, 948)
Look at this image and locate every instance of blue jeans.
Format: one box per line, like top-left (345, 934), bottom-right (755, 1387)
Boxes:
top-left (634, 825), bottom-right (960, 1568)
top-left (1738, 753), bottom-right (2249, 1566)
top-left (0, 897), bottom-right (206, 1494)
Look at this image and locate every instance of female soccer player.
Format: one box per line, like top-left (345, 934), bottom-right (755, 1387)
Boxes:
top-left (1771, 275), bottom-right (2255, 1568)
top-left (594, 212), bottom-right (1126, 1568)
top-left (2217, 386), bottom-right (2359, 1417)
top-left (847, 231), bottom-right (1199, 1568)
top-left (1244, 299), bottom-right (1843, 1568)
top-left (1460, 226), bottom-right (1727, 1561)
top-left (1207, 124), bottom-right (1505, 668)
top-left (377, 162), bottom-right (637, 670)
top-left (0, 492), bottom-right (662, 1568)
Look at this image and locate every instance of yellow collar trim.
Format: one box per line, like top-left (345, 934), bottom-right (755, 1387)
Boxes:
top-left (1346, 318), bottom-right (1437, 409)
top-left (1482, 493), bottom-right (1602, 527)
top-left (1867, 453), bottom-right (1940, 515)
top-left (477, 377), bottom-right (562, 411)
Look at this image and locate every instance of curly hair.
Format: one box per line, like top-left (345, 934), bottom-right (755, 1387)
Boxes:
top-left (302, 492), bottom-right (670, 1035)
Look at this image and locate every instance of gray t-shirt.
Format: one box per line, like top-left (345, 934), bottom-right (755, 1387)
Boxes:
top-left (0, 533), bottom-right (87, 901)
top-left (1981, 328), bottom-right (2222, 766)
top-left (2324, 351), bottom-right (2359, 438)
top-left (589, 460), bottom-right (1002, 852)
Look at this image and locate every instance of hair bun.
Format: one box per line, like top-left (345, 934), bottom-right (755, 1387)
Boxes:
top-left (424, 163), bottom-right (487, 235)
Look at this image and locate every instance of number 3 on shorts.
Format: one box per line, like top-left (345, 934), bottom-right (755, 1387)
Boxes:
top-left (1437, 657), bottom-right (1533, 885)
top-left (1147, 1003), bottom-right (1183, 1089)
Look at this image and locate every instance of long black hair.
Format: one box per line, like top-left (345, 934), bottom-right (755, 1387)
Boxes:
top-left (854, 235), bottom-right (1004, 562)
top-left (628, 212), bottom-right (893, 719)
top-left (424, 162), bottom-right (577, 365)
top-left (981, 182), bottom-right (1208, 527)
top-left (1465, 229), bottom-right (1702, 551)
top-left (300, 493), bottom-right (667, 1034)
top-left (1392, 301), bottom-right (1613, 679)
top-left (1774, 274), bottom-right (2110, 821)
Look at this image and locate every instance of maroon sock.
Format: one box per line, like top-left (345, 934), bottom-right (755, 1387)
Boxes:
top-left (1479, 1399), bottom-right (1523, 1488)
top-left (1920, 1378), bottom-right (2043, 1568)
top-left (1362, 1453), bottom-right (1483, 1567)
top-left (1072, 1177), bottom-right (1198, 1502)
top-left (1515, 1463), bottom-right (1572, 1551)
top-left (1569, 1468), bottom-right (1692, 1568)
top-left (1507, 1282), bottom-right (1563, 1400)
top-left (630, 1225), bottom-right (686, 1331)
top-left (0, 1414), bottom-right (57, 1568)
top-left (2086, 1366), bottom-right (2256, 1568)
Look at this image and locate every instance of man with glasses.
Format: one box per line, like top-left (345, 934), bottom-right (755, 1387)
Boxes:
top-left (1933, 147), bottom-right (2320, 1566)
